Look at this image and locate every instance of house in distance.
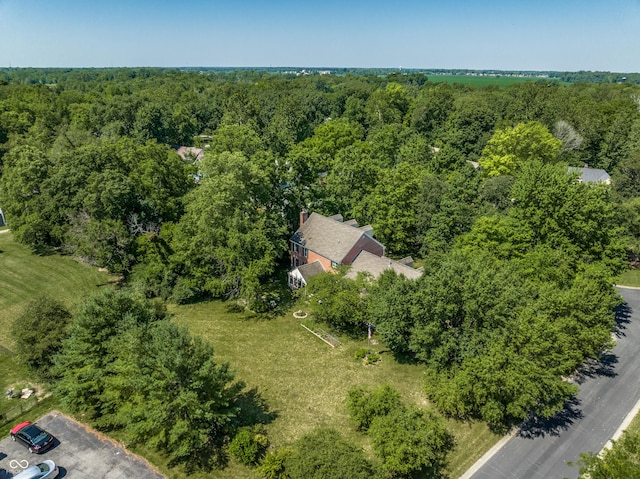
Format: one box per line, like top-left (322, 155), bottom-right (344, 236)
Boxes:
top-left (287, 211), bottom-right (421, 289)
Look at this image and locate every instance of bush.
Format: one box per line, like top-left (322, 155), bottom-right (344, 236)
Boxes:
top-left (354, 348), bottom-right (369, 360)
top-left (365, 352), bottom-right (380, 364)
top-left (229, 426), bottom-right (269, 466)
top-left (346, 384), bottom-right (402, 431)
top-left (369, 407), bottom-right (454, 478)
top-left (256, 448), bottom-right (293, 479)
top-left (12, 295), bottom-right (72, 379)
top-left (285, 428), bottom-right (374, 479)
top-left (171, 276), bottom-right (200, 304)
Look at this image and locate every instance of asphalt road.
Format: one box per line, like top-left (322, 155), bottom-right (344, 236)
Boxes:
top-left (0, 411), bottom-right (165, 479)
top-left (467, 287), bottom-right (640, 479)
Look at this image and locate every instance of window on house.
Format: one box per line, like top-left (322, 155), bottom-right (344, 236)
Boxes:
top-left (294, 243), bottom-right (299, 253)
top-left (294, 258), bottom-right (299, 267)
top-left (303, 248), bottom-right (308, 258)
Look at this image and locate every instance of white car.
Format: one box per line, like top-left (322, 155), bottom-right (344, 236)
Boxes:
top-left (13, 460), bottom-right (59, 479)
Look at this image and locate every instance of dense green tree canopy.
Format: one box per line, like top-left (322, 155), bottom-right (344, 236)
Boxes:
top-left (170, 151), bottom-right (287, 301)
top-left (12, 295), bottom-right (72, 379)
top-left (0, 68), bottom-right (636, 440)
top-left (479, 121), bottom-right (562, 177)
top-left (54, 289), bottom-right (241, 470)
top-left (284, 429), bottom-right (375, 479)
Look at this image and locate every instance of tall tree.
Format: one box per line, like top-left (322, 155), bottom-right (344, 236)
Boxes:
top-left (104, 321), bottom-right (241, 470)
top-left (171, 151), bottom-right (287, 301)
top-left (479, 121), bottom-right (562, 177)
top-left (54, 289), bottom-right (165, 415)
top-left (12, 296), bottom-right (72, 379)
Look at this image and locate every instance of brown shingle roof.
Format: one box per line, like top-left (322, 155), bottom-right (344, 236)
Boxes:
top-left (297, 261), bottom-right (327, 281)
top-left (290, 212), bottom-right (378, 264)
top-left (345, 250), bottom-right (422, 280)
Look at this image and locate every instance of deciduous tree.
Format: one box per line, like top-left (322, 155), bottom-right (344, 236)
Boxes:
top-left (12, 296), bottom-right (72, 379)
top-left (479, 121), bottom-right (562, 177)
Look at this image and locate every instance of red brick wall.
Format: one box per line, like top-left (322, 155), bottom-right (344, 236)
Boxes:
top-left (342, 235), bottom-right (384, 265)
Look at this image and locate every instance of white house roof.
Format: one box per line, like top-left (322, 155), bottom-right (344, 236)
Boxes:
top-left (568, 166), bottom-right (611, 184)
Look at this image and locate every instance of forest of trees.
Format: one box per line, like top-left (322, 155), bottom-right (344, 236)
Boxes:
top-left (3, 68), bottom-right (640, 475)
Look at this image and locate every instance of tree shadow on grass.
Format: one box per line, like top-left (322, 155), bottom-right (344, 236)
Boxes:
top-left (518, 396), bottom-right (583, 439)
top-left (389, 349), bottom-right (421, 365)
top-left (234, 387), bottom-right (278, 427)
top-left (31, 244), bottom-right (56, 256)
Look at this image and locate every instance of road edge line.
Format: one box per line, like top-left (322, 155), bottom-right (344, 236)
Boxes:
top-left (600, 396), bottom-right (640, 454)
top-left (458, 429), bottom-right (519, 479)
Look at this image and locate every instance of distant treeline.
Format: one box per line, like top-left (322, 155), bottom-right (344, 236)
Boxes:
top-left (0, 67), bottom-right (638, 85)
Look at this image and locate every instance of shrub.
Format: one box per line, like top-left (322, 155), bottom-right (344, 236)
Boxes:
top-left (256, 448), bottom-right (293, 479)
top-left (229, 426), bottom-right (269, 466)
top-left (346, 384), bottom-right (402, 431)
top-left (369, 407), bottom-right (454, 478)
top-left (354, 347), bottom-right (369, 360)
top-left (365, 352), bottom-right (380, 364)
top-left (285, 429), bottom-right (374, 479)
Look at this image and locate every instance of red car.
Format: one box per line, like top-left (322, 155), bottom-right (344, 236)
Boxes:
top-left (10, 421), bottom-right (55, 453)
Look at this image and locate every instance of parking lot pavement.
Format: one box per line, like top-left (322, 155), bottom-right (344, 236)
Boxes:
top-left (0, 411), bottom-right (166, 479)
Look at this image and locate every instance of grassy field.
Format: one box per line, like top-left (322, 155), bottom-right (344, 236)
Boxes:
top-left (170, 300), bottom-right (500, 479)
top-left (427, 74), bottom-right (561, 88)
top-left (0, 232), bottom-right (499, 478)
top-left (0, 231), bottom-right (116, 350)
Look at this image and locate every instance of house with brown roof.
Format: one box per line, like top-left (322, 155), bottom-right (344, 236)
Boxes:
top-left (287, 211), bottom-right (421, 288)
top-left (345, 250), bottom-right (422, 281)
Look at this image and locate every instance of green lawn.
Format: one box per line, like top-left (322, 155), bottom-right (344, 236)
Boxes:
top-left (0, 350), bottom-right (33, 415)
top-left (0, 231), bottom-right (116, 350)
top-left (617, 269), bottom-right (640, 288)
top-left (0, 232), bottom-right (499, 478)
top-left (171, 300), bottom-right (500, 479)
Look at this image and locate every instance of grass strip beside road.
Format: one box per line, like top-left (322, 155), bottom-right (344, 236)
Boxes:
top-left (618, 269), bottom-right (640, 288)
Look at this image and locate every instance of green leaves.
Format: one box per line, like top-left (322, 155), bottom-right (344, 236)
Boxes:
top-left (575, 428), bottom-right (640, 479)
top-left (479, 121), bottom-right (562, 177)
top-left (305, 271), bottom-right (368, 334)
top-left (346, 384), bottom-right (403, 431)
top-left (369, 407), bottom-right (453, 478)
top-left (171, 151), bottom-right (287, 301)
top-left (346, 384), bottom-right (454, 478)
top-left (54, 290), bottom-right (241, 470)
top-left (285, 429), bottom-right (375, 479)
top-left (12, 295), bottom-right (72, 379)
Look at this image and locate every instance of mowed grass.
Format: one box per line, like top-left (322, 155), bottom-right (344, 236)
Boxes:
top-left (0, 232), bottom-right (499, 478)
top-left (617, 268), bottom-right (640, 288)
top-left (171, 300), bottom-right (500, 479)
top-left (0, 231), bottom-right (115, 350)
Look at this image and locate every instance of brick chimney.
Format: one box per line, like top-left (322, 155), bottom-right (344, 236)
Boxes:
top-left (299, 209), bottom-right (308, 227)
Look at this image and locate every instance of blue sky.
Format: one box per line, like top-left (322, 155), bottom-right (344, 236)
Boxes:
top-left (1, 0), bottom-right (639, 71)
